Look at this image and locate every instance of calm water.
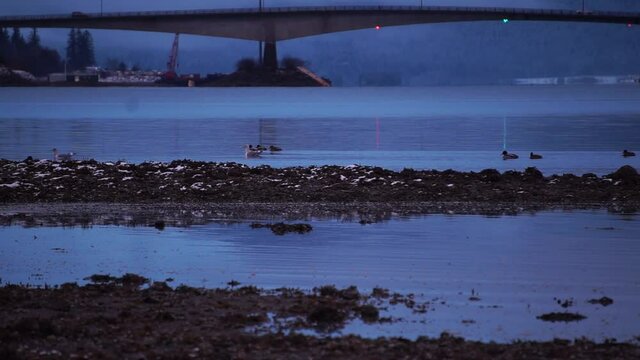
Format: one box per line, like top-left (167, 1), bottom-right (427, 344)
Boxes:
top-left (1, 211), bottom-right (639, 342)
top-left (1, 86), bottom-right (640, 342)
top-left (1, 86), bottom-right (639, 174)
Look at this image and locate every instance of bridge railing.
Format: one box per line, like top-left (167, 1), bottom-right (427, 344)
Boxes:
top-left (0, 5), bottom-right (638, 22)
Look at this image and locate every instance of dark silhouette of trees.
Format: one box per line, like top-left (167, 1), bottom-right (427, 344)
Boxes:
top-left (236, 58), bottom-right (258, 72)
top-left (10, 28), bottom-right (26, 52)
top-left (66, 29), bottom-right (96, 71)
top-left (66, 29), bottom-right (78, 69)
top-left (0, 27), bottom-right (63, 76)
top-left (78, 30), bottom-right (96, 68)
top-left (27, 28), bottom-right (40, 48)
top-left (0, 28), bottom-right (9, 64)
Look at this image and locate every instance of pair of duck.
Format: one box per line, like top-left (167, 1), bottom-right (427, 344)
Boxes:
top-left (502, 151), bottom-right (542, 160)
top-left (52, 148), bottom-right (76, 162)
top-left (503, 150), bottom-right (636, 160)
top-left (245, 144), bottom-right (283, 158)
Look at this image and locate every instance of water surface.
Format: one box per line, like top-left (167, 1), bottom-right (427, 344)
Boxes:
top-left (1, 86), bottom-right (639, 174)
top-left (1, 211), bottom-right (638, 342)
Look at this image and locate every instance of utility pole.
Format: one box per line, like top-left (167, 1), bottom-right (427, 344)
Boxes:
top-left (100, 0), bottom-right (103, 16)
top-left (582, 0), bottom-right (585, 13)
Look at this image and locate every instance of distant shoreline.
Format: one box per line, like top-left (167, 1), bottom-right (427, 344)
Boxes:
top-left (0, 67), bottom-right (331, 87)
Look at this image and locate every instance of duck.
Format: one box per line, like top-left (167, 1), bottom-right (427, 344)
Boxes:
top-left (256, 144), bottom-right (267, 151)
top-left (529, 152), bottom-right (543, 160)
top-left (502, 150), bottom-right (519, 160)
top-left (52, 148), bottom-right (75, 162)
top-left (245, 144), bottom-right (262, 158)
top-left (622, 149), bottom-right (636, 157)
top-left (269, 145), bottom-right (282, 152)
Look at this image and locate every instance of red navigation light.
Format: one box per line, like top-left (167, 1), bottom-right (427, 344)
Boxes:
top-left (375, 25), bottom-right (381, 30)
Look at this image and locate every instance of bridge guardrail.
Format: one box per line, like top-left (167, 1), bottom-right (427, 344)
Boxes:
top-left (0, 5), bottom-right (639, 22)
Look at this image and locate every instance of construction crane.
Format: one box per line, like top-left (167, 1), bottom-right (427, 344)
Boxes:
top-left (163, 33), bottom-right (180, 80)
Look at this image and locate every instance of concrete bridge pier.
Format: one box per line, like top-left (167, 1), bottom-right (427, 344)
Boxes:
top-left (263, 41), bottom-right (278, 70)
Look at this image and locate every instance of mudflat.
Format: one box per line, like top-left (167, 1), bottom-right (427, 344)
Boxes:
top-left (1, 277), bottom-right (638, 359)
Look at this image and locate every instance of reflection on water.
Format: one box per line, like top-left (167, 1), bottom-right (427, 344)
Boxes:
top-left (1, 116), bottom-right (639, 175)
top-left (1, 87), bottom-right (639, 174)
top-left (1, 211), bottom-right (638, 342)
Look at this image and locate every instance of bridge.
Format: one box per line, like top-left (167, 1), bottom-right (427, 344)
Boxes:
top-left (1, 6), bottom-right (639, 69)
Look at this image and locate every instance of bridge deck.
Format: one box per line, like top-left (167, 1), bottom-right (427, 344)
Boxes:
top-left (1, 6), bottom-right (638, 42)
top-left (1, 6), bottom-right (639, 21)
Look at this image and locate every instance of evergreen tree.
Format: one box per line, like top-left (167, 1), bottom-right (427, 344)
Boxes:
top-left (77, 30), bottom-right (95, 68)
top-left (0, 26), bottom-right (62, 76)
top-left (0, 28), bottom-right (10, 60)
top-left (67, 29), bottom-right (96, 70)
top-left (11, 28), bottom-right (26, 55)
top-left (36, 48), bottom-right (63, 76)
top-left (66, 28), bottom-right (78, 70)
top-left (27, 28), bottom-right (40, 49)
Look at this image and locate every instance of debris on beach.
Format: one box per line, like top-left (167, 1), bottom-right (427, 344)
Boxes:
top-left (251, 222), bottom-right (313, 235)
top-left (537, 312), bottom-right (587, 322)
top-left (587, 296), bottom-right (614, 307)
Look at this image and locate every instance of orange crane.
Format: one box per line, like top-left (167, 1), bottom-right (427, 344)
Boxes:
top-left (163, 33), bottom-right (180, 80)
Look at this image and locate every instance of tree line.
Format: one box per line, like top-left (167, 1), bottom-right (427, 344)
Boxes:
top-left (66, 29), bottom-right (96, 71)
top-left (0, 27), bottom-right (96, 76)
top-left (0, 28), bottom-right (62, 76)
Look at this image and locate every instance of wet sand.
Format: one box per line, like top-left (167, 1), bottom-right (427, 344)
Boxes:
top-left (1, 277), bottom-right (638, 359)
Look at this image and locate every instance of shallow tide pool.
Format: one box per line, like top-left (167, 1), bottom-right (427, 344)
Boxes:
top-left (1, 210), bottom-right (638, 342)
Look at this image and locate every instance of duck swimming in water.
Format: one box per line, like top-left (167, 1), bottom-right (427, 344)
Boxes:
top-left (529, 152), bottom-right (543, 160)
top-left (269, 145), bottom-right (282, 152)
top-left (502, 150), bottom-right (519, 160)
top-left (52, 148), bottom-right (75, 162)
top-left (623, 149), bottom-right (636, 157)
top-left (245, 144), bottom-right (262, 158)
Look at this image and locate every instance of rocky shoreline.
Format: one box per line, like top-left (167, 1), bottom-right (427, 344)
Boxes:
top-left (1, 159), bottom-right (638, 207)
top-left (1, 277), bottom-right (638, 359)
